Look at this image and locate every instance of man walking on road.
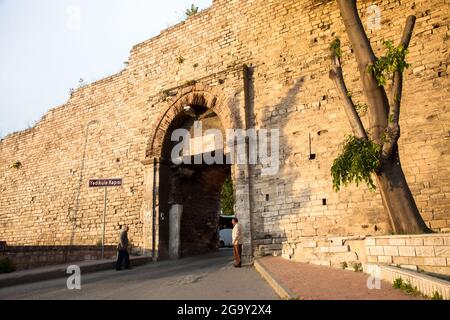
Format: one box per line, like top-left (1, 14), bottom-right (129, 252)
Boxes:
top-left (232, 218), bottom-right (243, 268)
top-left (116, 225), bottom-right (131, 271)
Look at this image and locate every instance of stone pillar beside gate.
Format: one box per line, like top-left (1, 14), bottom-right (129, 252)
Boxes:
top-left (169, 204), bottom-right (183, 259)
top-left (141, 158), bottom-right (160, 260)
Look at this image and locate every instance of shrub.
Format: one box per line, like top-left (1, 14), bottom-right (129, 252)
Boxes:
top-left (431, 291), bottom-right (443, 300)
top-left (185, 4), bottom-right (199, 17)
top-left (351, 262), bottom-right (363, 272)
top-left (393, 278), bottom-right (403, 289)
top-left (392, 278), bottom-right (420, 296)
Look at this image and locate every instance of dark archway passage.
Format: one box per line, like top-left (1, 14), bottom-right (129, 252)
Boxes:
top-left (158, 105), bottom-right (232, 259)
top-left (177, 163), bottom-right (231, 257)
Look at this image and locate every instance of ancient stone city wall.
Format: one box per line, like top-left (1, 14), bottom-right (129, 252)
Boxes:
top-left (0, 0), bottom-right (449, 254)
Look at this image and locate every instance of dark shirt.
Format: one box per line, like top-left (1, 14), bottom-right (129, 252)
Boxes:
top-left (118, 230), bottom-right (129, 251)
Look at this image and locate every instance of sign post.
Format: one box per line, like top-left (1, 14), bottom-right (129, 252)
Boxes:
top-left (89, 178), bottom-right (123, 259)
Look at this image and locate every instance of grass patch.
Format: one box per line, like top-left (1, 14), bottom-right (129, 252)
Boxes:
top-left (351, 262), bottom-right (363, 272)
top-left (392, 277), bottom-right (433, 298)
top-left (431, 291), bottom-right (443, 300)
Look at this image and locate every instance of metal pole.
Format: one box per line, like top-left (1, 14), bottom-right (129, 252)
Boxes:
top-left (102, 186), bottom-right (107, 259)
top-left (152, 158), bottom-right (157, 261)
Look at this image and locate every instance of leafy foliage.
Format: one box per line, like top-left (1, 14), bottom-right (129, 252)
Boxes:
top-left (185, 4), bottom-right (199, 17)
top-left (355, 103), bottom-right (368, 116)
top-left (220, 177), bottom-right (234, 216)
top-left (367, 40), bottom-right (410, 86)
top-left (431, 291), bottom-right (443, 300)
top-left (351, 262), bottom-right (363, 272)
top-left (393, 278), bottom-right (403, 289)
top-left (330, 38), bottom-right (342, 58)
top-left (331, 136), bottom-right (381, 191)
top-left (392, 278), bottom-right (421, 295)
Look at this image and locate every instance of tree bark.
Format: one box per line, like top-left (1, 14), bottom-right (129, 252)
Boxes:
top-left (329, 54), bottom-right (367, 139)
top-left (336, 0), bottom-right (430, 234)
top-left (377, 152), bottom-right (431, 234)
top-left (337, 0), bottom-right (389, 144)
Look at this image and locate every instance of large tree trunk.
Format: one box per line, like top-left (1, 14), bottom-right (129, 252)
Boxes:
top-left (377, 149), bottom-right (431, 234)
top-left (336, 0), bottom-right (430, 234)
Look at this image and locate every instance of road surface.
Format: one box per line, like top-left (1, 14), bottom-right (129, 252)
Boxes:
top-left (0, 249), bottom-right (278, 300)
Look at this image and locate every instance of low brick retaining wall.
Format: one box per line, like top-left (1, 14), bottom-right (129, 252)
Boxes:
top-left (281, 236), bottom-right (365, 268)
top-left (0, 245), bottom-right (117, 271)
top-left (281, 233), bottom-right (450, 278)
top-left (365, 234), bottom-right (450, 277)
top-left (365, 264), bottom-right (450, 299)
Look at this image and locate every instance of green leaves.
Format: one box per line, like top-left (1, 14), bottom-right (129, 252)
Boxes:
top-left (330, 38), bottom-right (342, 58)
top-left (355, 103), bottom-right (368, 116)
top-left (367, 40), bottom-right (410, 86)
top-left (331, 136), bottom-right (381, 192)
top-left (185, 4), bottom-right (199, 17)
top-left (220, 177), bottom-right (235, 216)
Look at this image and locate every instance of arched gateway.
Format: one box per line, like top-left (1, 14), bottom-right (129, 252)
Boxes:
top-left (140, 84), bottom-right (253, 263)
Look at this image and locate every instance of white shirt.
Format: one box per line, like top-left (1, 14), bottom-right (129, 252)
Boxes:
top-left (232, 223), bottom-right (243, 245)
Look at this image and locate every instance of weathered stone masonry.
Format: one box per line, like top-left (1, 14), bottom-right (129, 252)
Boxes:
top-left (0, 0), bottom-right (449, 262)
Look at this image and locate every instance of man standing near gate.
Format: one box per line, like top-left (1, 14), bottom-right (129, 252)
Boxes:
top-left (116, 225), bottom-right (131, 270)
top-left (232, 218), bottom-right (243, 268)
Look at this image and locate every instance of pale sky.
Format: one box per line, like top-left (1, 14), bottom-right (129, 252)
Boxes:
top-left (0, 0), bottom-right (212, 138)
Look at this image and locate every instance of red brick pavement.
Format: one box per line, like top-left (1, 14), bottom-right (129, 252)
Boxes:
top-left (258, 256), bottom-right (424, 300)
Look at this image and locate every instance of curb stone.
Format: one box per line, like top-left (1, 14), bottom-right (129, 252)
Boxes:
top-left (254, 258), bottom-right (298, 300)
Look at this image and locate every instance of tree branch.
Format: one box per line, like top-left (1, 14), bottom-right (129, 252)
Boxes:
top-left (337, 0), bottom-right (390, 144)
top-left (329, 53), bottom-right (367, 139)
top-left (382, 15), bottom-right (416, 159)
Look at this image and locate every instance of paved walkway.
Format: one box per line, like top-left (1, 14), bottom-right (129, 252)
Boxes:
top-left (257, 257), bottom-right (423, 300)
top-left (0, 249), bottom-right (278, 300)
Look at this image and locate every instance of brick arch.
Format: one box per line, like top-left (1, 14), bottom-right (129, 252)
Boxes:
top-left (145, 84), bottom-right (235, 159)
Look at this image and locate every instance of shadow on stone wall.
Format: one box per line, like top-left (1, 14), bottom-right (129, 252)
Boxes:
top-left (0, 244), bottom-right (117, 271)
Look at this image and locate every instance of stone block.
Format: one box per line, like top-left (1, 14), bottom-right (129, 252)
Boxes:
top-left (423, 237), bottom-right (444, 246)
top-left (388, 238), bottom-right (406, 246)
top-left (393, 256), bottom-right (410, 265)
top-left (329, 245), bottom-right (350, 253)
top-left (434, 246), bottom-right (450, 258)
top-left (383, 246), bottom-right (399, 256)
top-left (423, 257), bottom-right (447, 266)
top-left (399, 265), bottom-right (418, 271)
top-left (398, 246), bottom-right (416, 257)
top-left (377, 256), bottom-right (393, 264)
top-left (368, 246), bottom-right (384, 256)
top-left (302, 240), bottom-right (317, 248)
top-left (415, 246), bottom-right (435, 257)
top-left (375, 239), bottom-right (390, 246)
top-left (405, 238), bottom-right (424, 246)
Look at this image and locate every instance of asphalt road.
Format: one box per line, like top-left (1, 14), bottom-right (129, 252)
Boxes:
top-left (0, 249), bottom-right (278, 300)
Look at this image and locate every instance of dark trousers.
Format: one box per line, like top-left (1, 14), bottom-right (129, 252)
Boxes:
top-left (233, 244), bottom-right (242, 267)
top-left (116, 250), bottom-right (130, 270)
